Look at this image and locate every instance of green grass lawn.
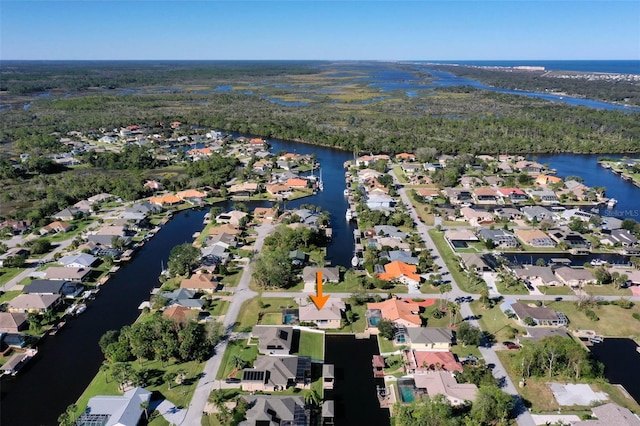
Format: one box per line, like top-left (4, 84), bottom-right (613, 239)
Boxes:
top-left (420, 283), bottom-right (443, 294)
top-left (220, 270), bottom-right (242, 289)
top-left (216, 340), bottom-right (259, 380)
top-left (0, 289), bottom-right (22, 304)
top-left (0, 268), bottom-right (25, 287)
top-left (538, 285), bottom-right (573, 296)
top-left (428, 230), bottom-right (480, 294)
top-left (377, 334), bottom-right (402, 354)
top-left (551, 300), bottom-right (640, 338)
top-left (296, 330), bottom-right (324, 360)
top-left (582, 284), bottom-right (632, 297)
top-left (233, 297), bottom-right (296, 331)
top-left (392, 166), bottom-right (408, 184)
top-left (47, 220), bottom-right (94, 243)
top-left (339, 303), bottom-right (368, 333)
top-left (495, 279), bottom-right (529, 295)
top-left (74, 359), bottom-right (206, 421)
top-left (260, 312), bottom-right (282, 325)
top-left (208, 299), bottom-right (230, 317)
top-left (497, 351), bottom-right (640, 415)
top-left (469, 300), bottom-right (526, 343)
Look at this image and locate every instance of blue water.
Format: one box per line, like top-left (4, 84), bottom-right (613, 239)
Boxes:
top-left (423, 60), bottom-right (640, 75)
top-left (533, 154), bottom-right (640, 219)
top-left (283, 314), bottom-right (296, 324)
top-left (369, 316), bottom-right (380, 326)
top-left (398, 383), bottom-right (415, 402)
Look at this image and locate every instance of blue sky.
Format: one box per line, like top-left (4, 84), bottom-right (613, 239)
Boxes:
top-left (1, 1), bottom-right (638, 60)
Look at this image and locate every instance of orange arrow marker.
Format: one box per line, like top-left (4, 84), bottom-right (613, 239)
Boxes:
top-left (310, 271), bottom-right (330, 310)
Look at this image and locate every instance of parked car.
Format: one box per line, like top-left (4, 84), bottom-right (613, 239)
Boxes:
top-left (225, 378), bottom-right (241, 384)
top-left (503, 341), bottom-right (520, 350)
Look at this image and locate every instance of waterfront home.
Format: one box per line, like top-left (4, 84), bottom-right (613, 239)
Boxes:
top-left (40, 220), bottom-right (74, 235)
top-left (600, 229), bottom-right (638, 247)
top-left (366, 194), bottom-right (394, 211)
top-left (514, 160), bottom-right (544, 175)
top-left (607, 267), bottom-right (640, 286)
top-left (573, 403), bottom-right (640, 426)
top-left (377, 261), bottom-right (421, 287)
top-left (23, 279), bottom-right (83, 297)
top-left (7, 294), bottom-right (61, 314)
top-left (413, 372), bottom-right (478, 406)
top-left (43, 266), bottom-right (91, 282)
top-left (380, 250), bottom-right (419, 265)
top-left (514, 229), bottom-right (556, 248)
top-left (356, 154), bottom-right (390, 167)
top-left (251, 326), bottom-right (294, 355)
top-left (179, 272), bottom-right (220, 293)
top-left (215, 210), bottom-right (248, 227)
top-left (299, 299), bottom-right (345, 329)
top-left (285, 177), bottom-right (308, 189)
top-left (302, 267), bottom-right (340, 286)
top-left (228, 182), bottom-right (260, 197)
top-left (554, 267), bottom-right (597, 287)
top-left (159, 288), bottom-right (205, 310)
top-left (512, 266), bottom-right (561, 287)
top-left (444, 229), bottom-right (479, 249)
top-left (149, 193), bottom-right (181, 206)
top-left (508, 302), bottom-right (568, 326)
top-left (459, 253), bottom-right (493, 273)
top-left (561, 209), bottom-right (593, 223)
top-left (125, 202), bottom-right (162, 216)
top-left (407, 350), bottom-right (463, 373)
top-left (240, 395), bottom-right (309, 426)
top-left (58, 253), bottom-right (98, 269)
top-left (0, 312), bottom-right (28, 333)
top-left (601, 217), bottom-right (624, 231)
top-left (241, 355), bottom-right (311, 392)
top-left (356, 168), bottom-right (383, 183)
top-left (176, 189), bottom-right (207, 203)
top-left (253, 206), bottom-right (279, 221)
top-left (477, 229), bottom-right (519, 248)
top-left (265, 183), bottom-right (292, 197)
top-left (208, 223), bottom-right (242, 236)
top-left (406, 327), bottom-right (453, 351)
top-left (525, 189), bottom-right (559, 204)
top-left (162, 305), bottom-right (197, 325)
top-left (206, 232), bottom-right (238, 248)
top-left (549, 229), bottom-right (591, 249)
top-left (558, 180), bottom-right (590, 201)
top-left (367, 297), bottom-right (434, 328)
top-left (373, 225), bottom-right (406, 239)
top-left (75, 387), bottom-right (151, 426)
top-left (521, 206), bottom-right (556, 222)
top-left (495, 187), bottom-right (528, 203)
top-left (535, 174), bottom-right (563, 187)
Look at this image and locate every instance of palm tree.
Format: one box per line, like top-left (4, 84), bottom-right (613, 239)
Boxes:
top-left (140, 400), bottom-right (149, 420)
top-left (303, 388), bottom-right (321, 408)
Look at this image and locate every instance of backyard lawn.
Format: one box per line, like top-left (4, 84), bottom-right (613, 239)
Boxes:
top-left (233, 297), bottom-right (296, 331)
top-left (550, 300), bottom-right (640, 338)
top-left (0, 289), bottom-right (22, 304)
top-left (74, 359), bottom-right (206, 422)
top-left (0, 268), bottom-right (25, 287)
top-left (428, 230), bottom-right (479, 294)
top-left (469, 300), bottom-right (526, 343)
top-left (295, 330), bottom-right (324, 361)
top-left (216, 340), bottom-right (259, 380)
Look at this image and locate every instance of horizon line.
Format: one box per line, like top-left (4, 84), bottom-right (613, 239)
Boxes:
top-left (1, 58), bottom-right (638, 62)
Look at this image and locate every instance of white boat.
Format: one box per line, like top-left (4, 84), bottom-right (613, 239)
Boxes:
top-left (590, 259), bottom-right (606, 267)
top-left (351, 255), bottom-right (359, 267)
top-left (75, 303), bottom-right (87, 315)
top-left (345, 209), bottom-right (353, 221)
top-left (343, 189), bottom-right (349, 196)
top-left (607, 198), bottom-right (617, 208)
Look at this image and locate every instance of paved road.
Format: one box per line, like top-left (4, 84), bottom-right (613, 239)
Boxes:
top-left (180, 223), bottom-right (274, 425)
top-left (391, 170), bottom-right (536, 426)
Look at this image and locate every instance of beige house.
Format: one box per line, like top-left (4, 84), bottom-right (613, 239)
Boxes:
top-left (0, 312), bottom-right (28, 333)
top-left (406, 327), bottom-right (453, 351)
top-left (7, 294), bottom-right (61, 313)
top-left (413, 371), bottom-right (478, 405)
top-left (179, 273), bottom-right (220, 293)
top-left (298, 299), bottom-right (345, 329)
top-left (554, 267), bottom-right (597, 287)
top-left (215, 210), bottom-right (248, 226)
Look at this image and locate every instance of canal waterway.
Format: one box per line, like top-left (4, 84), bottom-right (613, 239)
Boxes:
top-left (0, 208), bottom-right (208, 426)
top-left (324, 334), bottom-right (390, 426)
top-left (588, 338), bottom-right (640, 404)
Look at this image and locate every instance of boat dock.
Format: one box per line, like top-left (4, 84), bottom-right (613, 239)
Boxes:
top-left (0, 348), bottom-right (38, 376)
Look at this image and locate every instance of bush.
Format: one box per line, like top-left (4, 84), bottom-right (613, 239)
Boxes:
top-left (632, 313), bottom-right (640, 321)
top-left (585, 309), bottom-right (599, 321)
top-left (614, 299), bottom-right (634, 309)
top-left (432, 310), bottom-right (445, 319)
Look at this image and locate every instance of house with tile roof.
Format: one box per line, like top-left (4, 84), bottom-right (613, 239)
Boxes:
top-left (366, 297), bottom-right (435, 328)
top-left (162, 305), bottom-right (197, 325)
top-left (7, 294), bottom-right (61, 314)
top-left (149, 194), bottom-right (181, 206)
top-left (413, 372), bottom-right (478, 406)
top-left (408, 350), bottom-right (463, 373)
top-left (377, 261), bottom-right (421, 287)
top-left (179, 273), bottom-right (220, 293)
top-left (514, 229), bottom-right (555, 248)
top-left (40, 221), bottom-right (74, 235)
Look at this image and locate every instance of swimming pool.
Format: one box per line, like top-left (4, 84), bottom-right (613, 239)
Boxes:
top-left (369, 316), bottom-right (381, 326)
top-left (398, 381), bottom-right (415, 403)
top-left (283, 314), bottom-right (296, 324)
